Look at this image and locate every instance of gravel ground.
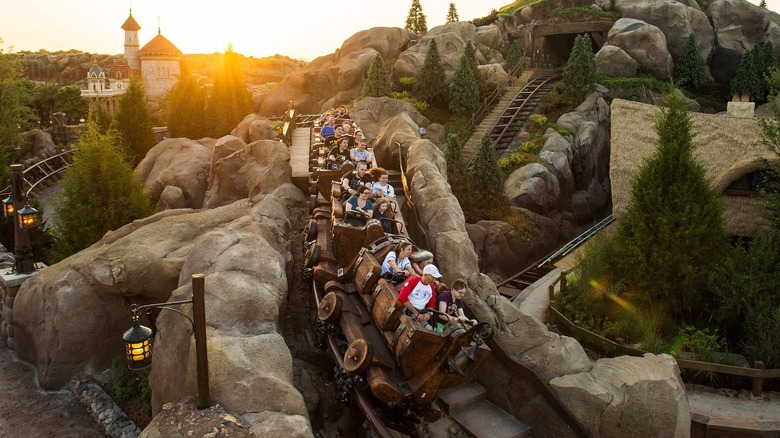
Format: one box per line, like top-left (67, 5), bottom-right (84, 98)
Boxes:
top-left (0, 346), bottom-right (105, 438)
top-left (687, 384), bottom-right (780, 424)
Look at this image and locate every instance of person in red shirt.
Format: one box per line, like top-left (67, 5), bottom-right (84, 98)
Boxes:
top-left (398, 264), bottom-right (442, 324)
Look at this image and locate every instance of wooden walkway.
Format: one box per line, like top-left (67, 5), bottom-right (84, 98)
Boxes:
top-left (290, 127), bottom-right (311, 193)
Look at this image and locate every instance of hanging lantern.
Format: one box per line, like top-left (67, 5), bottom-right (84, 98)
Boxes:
top-left (123, 321), bottom-right (153, 370)
top-left (2, 195), bottom-right (13, 218)
top-left (17, 204), bottom-right (39, 229)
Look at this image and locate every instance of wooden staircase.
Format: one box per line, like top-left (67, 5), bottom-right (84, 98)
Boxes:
top-left (438, 382), bottom-right (531, 438)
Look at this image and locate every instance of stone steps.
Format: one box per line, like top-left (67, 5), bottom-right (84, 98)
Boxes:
top-left (438, 382), bottom-right (531, 438)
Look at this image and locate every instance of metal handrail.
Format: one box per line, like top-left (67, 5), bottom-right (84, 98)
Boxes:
top-left (0, 147), bottom-right (76, 197)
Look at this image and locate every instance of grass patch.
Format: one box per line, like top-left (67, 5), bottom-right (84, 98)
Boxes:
top-left (597, 73), bottom-right (674, 94)
top-left (549, 7), bottom-right (620, 21)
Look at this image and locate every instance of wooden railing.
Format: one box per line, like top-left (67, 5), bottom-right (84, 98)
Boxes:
top-left (547, 271), bottom-right (780, 396)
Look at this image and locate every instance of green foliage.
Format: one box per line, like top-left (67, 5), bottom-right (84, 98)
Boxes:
top-left (471, 9), bottom-right (499, 26)
top-left (389, 91), bottom-right (429, 112)
top-left (675, 34), bottom-right (707, 91)
top-left (671, 326), bottom-right (724, 362)
top-left (52, 121), bottom-right (152, 260)
top-left (362, 54), bottom-right (392, 98)
top-left (398, 76), bottom-right (417, 90)
top-left (758, 69), bottom-right (780, 232)
top-left (596, 73), bottom-right (674, 94)
top-left (505, 41), bottom-right (523, 75)
top-left (164, 64), bottom-right (208, 139)
top-left (549, 7), bottom-right (620, 21)
top-left (731, 42), bottom-right (777, 103)
top-left (449, 50), bottom-right (480, 116)
top-left (206, 46), bottom-right (253, 138)
top-left (760, 0), bottom-right (767, 8)
top-left (446, 3), bottom-right (459, 23)
top-left (404, 0), bottom-right (428, 34)
top-left (464, 41), bottom-right (481, 87)
top-left (497, 148), bottom-right (539, 174)
top-left (0, 47), bottom-right (35, 177)
top-left (111, 357), bottom-right (151, 413)
top-left (612, 94), bottom-right (726, 317)
top-left (90, 105), bottom-right (112, 134)
top-left (469, 133), bottom-right (502, 195)
top-left (444, 133), bottom-right (467, 192)
top-left (114, 77), bottom-right (155, 165)
top-left (414, 39), bottom-right (448, 106)
top-left (561, 33), bottom-right (597, 103)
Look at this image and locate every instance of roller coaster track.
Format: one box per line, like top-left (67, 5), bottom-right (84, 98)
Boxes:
top-left (0, 148), bottom-right (75, 198)
top-left (496, 214), bottom-right (614, 299)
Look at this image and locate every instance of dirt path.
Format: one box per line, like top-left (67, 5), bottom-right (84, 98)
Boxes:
top-left (687, 385), bottom-right (780, 425)
top-left (0, 346), bottom-right (105, 438)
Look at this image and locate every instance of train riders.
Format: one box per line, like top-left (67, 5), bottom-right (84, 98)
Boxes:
top-left (398, 264), bottom-right (443, 325)
top-left (373, 198), bottom-right (393, 234)
top-left (326, 136), bottom-right (351, 170)
top-left (381, 241), bottom-right (415, 283)
top-left (436, 278), bottom-right (477, 331)
top-left (344, 186), bottom-right (374, 226)
top-left (324, 125), bottom-right (345, 149)
top-left (320, 115), bottom-right (337, 138)
top-left (341, 161), bottom-right (371, 200)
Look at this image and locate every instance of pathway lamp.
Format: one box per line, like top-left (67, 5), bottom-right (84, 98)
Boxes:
top-left (122, 273), bottom-right (210, 409)
top-left (2, 195), bottom-right (13, 218)
top-left (5, 164), bottom-right (36, 274)
top-left (18, 204), bottom-right (39, 230)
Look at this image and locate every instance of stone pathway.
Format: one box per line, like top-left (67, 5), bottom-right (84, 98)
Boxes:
top-left (0, 346), bottom-right (105, 438)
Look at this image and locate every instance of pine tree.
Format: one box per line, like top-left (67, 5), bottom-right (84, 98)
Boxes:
top-left (404, 0), bottom-right (428, 34)
top-left (561, 34), bottom-right (597, 102)
top-left (469, 133), bottom-right (502, 196)
top-left (114, 77), bottom-right (155, 165)
top-left (53, 120), bottom-right (152, 259)
top-left (449, 51), bottom-right (480, 116)
top-left (165, 63), bottom-right (208, 139)
top-left (362, 53), bottom-right (392, 97)
top-left (505, 40), bottom-right (523, 75)
top-left (446, 3), bottom-right (459, 23)
top-left (732, 43), bottom-right (777, 103)
top-left (756, 42), bottom-right (778, 101)
top-left (760, 0), bottom-right (767, 8)
top-left (414, 39), bottom-right (448, 106)
top-left (464, 41), bottom-right (481, 88)
top-left (612, 94), bottom-right (726, 317)
top-left (207, 46), bottom-right (252, 137)
top-left (674, 33), bottom-right (707, 91)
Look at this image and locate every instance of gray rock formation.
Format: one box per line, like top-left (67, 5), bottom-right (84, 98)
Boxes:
top-left (595, 45), bottom-right (638, 77)
top-left (350, 96), bottom-right (430, 145)
top-left (231, 114), bottom-right (277, 144)
top-left (505, 162), bottom-right (562, 214)
top-left (393, 22), bottom-right (480, 84)
top-left (607, 18), bottom-right (674, 79)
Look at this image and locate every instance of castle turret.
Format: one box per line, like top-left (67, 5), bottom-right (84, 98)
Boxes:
top-left (121, 9), bottom-right (141, 71)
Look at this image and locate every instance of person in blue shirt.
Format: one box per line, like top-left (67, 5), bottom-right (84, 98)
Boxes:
top-left (320, 116), bottom-right (337, 139)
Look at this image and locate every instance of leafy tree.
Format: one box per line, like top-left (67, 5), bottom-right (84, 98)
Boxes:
top-left (114, 77), bottom-right (155, 165)
top-left (52, 120), bottom-right (152, 259)
top-left (90, 104), bottom-right (112, 134)
top-left (55, 85), bottom-right (87, 123)
top-left (31, 82), bottom-right (60, 125)
top-left (505, 40), bottom-right (523, 74)
top-left (761, 0), bottom-right (767, 7)
top-left (404, 0), bottom-right (428, 34)
top-left (469, 133), bottom-right (502, 196)
top-left (674, 33), bottom-right (707, 91)
top-left (206, 46), bottom-right (252, 137)
top-left (732, 43), bottom-right (777, 103)
top-left (362, 53), bottom-right (392, 98)
top-left (758, 68), bottom-right (780, 231)
top-left (446, 3), bottom-right (459, 23)
top-left (414, 39), bottom-right (448, 106)
top-left (0, 41), bottom-right (35, 184)
top-left (165, 64), bottom-right (208, 139)
top-left (561, 33), bottom-right (597, 102)
top-left (449, 51), bottom-right (480, 116)
top-left (612, 94), bottom-right (726, 318)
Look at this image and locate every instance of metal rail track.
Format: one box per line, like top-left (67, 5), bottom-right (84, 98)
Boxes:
top-left (488, 75), bottom-right (559, 151)
top-left (0, 148), bottom-right (75, 198)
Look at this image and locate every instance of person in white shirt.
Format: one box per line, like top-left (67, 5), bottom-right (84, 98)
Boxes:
top-left (381, 241), bottom-right (415, 282)
top-left (370, 167), bottom-right (395, 198)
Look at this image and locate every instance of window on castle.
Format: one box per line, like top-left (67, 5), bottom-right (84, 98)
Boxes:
top-left (725, 169), bottom-right (779, 196)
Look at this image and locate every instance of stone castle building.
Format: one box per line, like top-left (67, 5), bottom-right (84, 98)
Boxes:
top-left (81, 10), bottom-right (181, 113)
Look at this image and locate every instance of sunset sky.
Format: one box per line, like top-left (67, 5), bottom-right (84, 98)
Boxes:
top-left (1, 0), bottom-right (775, 61)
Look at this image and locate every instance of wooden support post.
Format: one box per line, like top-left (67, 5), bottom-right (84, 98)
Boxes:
top-left (752, 361), bottom-right (765, 397)
top-left (192, 273), bottom-right (211, 409)
top-left (560, 271), bottom-right (568, 295)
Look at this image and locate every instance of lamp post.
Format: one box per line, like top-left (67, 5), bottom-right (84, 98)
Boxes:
top-left (3, 164), bottom-right (40, 275)
top-left (122, 273), bottom-right (210, 409)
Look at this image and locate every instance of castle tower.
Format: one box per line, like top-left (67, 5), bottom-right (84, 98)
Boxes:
top-left (121, 9), bottom-right (141, 71)
top-left (138, 24), bottom-right (182, 100)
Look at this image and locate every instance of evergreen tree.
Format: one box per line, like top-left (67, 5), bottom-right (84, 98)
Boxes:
top-left (362, 53), bottom-right (392, 97)
top-left (612, 94), bottom-right (726, 317)
top-left (561, 34), bottom-right (597, 102)
top-left (114, 77), bottom-right (155, 165)
top-left (404, 0), bottom-right (428, 34)
top-left (732, 43), bottom-right (777, 103)
top-left (505, 40), bottom-right (523, 75)
top-left (444, 132), bottom-right (465, 179)
top-left (446, 3), bottom-right (459, 23)
top-left (464, 41), bottom-right (481, 87)
top-left (675, 33), bottom-right (707, 91)
top-left (52, 120), bottom-right (152, 259)
top-left (165, 63), bottom-right (208, 139)
top-left (55, 85), bottom-right (88, 122)
top-left (207, 46), bottom-right (252, 137)
top-left (414, 39), bottom-right (448, 106)
top-left (469, 133), bottom-right (502, 196)
top-left (760, 0), bottom-right (767, 7)
top-left (756, 42), bottom-right (778, 101)
top-left (449, 51), bottom-right (480, 116)
top-left (0, 41), bottom-right (35, 183)
top-left (90, 105), bottom-right (112, 134)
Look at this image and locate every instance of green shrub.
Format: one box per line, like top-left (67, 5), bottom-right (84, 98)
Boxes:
top-left (671, 326), bottom-right (724, 362)
top-left (597, 73), bottom-right (673, 94)
top-left (549, 7), bottom-right (620, 21)
top-left (390, 91), bottom-right (429, 112)
top-left (498, 149), bottom-right (539, 174)
top-left (550, 123), bottom-right (574, 137)
top-left (471, 9), bottom-right (499, 26)
top-left (529, 114), bottom-right (548, 129)
top-left (398, 76), bottom-right (417, 90)
top-left (111, 357), bottom-right (151, 413)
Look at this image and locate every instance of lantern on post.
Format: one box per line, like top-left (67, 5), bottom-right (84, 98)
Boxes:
top-left (17, 203), bottom-right (39, 230)
top-left (123, 315), bottom-right (153, 370)
top-left (2, 195), bottom-right (13, 218)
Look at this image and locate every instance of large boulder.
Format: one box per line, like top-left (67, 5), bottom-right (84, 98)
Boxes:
top-left (466, 220), bottom-right (531, 280)
top-left (203, 139), bottom-right (294, 209)
top-left (21, 129), bottom-right (58, 164)
top-left (479, 63), bottom-right (510, 94)
top-left (550, 354), bottom-right (690, 438)
top-left (354, 97), bottom-right (428, 147)
top-left (504, 163), bottom-right (562, 214)
top-left (607, 18), bottom-right (674, 79)
top-left (135, 138), bottom-right (215, 209)
top-left (373, 113), bottom-right (424, 169)
top-left (231, 114), bottom-right (276, 144)
top-left (595, 45), bottom-right (638, 77)
top-left (706, 0), bottom-right (780, 85)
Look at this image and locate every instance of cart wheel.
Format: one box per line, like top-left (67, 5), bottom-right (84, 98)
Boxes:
top-left (304, 219), bottom-right (317, 242)
top-left (343, 338), bottom-right (373, 374)
top-left (304, 244), bottom-right (320, 269)
top-left (318, 291), bottom-right (342, 323)
top-left (310, 180), bottom-right (318, 196)
top-left (309, 194), bottom-right (318, 213)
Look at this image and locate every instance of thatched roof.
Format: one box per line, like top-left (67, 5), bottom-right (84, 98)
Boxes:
top-left (610, 99), bottom-right (776, 236)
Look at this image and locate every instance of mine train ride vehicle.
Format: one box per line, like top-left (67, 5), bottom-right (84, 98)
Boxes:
top-left (302, 149), bottom-right (494, 428)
